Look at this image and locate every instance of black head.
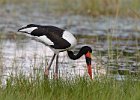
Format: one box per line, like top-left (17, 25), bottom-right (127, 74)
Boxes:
top-left (79, 46), bottom-right (92, 55)
top-left (67, 46), bottom-right (92, 60)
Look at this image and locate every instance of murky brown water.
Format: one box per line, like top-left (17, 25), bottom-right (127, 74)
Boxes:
top-left (0, 4), bottom-right (140, 83)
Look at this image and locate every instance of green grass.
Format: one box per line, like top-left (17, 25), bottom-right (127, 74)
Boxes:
top-left (1, 75), bottom-right (140, 100)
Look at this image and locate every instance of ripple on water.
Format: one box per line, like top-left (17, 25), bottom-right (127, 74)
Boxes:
top-left (0, 6), bottom-right (140, 81)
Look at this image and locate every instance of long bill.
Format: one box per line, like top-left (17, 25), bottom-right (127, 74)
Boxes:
top-left (85, 51), bottom-right (92, 79)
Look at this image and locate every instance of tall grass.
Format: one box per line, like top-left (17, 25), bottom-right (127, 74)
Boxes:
top-left (0, 75), bottom-right (140, 100)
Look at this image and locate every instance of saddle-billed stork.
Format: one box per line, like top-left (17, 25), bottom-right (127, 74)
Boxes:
top-left (18, 24), bottom-right (93, 79)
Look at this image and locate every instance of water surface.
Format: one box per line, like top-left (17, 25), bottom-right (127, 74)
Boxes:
top-left (0, 4), bottom-right (140, 83)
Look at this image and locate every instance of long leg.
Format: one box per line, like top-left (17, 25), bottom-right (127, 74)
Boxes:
top-left (44, 54), bottom-right (56, 78)
top-left (54, 54), bottom-right (59, 79)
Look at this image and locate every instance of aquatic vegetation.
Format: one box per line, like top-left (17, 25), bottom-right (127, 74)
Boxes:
top-left (0, 75), bottom-right (140, 100)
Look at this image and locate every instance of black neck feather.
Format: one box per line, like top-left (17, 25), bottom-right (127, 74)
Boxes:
top-left (67, 50), bottom-right (83, 60)
top-left (67, 46), bottom-right (92, 60)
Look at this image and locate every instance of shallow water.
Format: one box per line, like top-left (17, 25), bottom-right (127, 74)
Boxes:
top-left (0, 37), bottom-right (105, 85)
top-left (0, 4), bottom-right (140, 83)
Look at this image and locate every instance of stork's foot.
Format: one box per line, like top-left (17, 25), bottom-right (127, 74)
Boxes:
top-left (53, 73), bottom-right (58, 80)
top-left (44, 69), bottom-right (49, 79)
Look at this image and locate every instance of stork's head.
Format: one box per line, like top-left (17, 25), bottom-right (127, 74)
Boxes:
top-left (18, 24), bottom-right (38, 34)
top-left (67, 46), bottom-right (93, 79)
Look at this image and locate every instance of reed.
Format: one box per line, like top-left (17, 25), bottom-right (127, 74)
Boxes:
top-left (0, 75), bottom-right (140, 100)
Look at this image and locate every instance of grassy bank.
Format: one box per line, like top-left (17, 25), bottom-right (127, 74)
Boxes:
top-left (0, 75), bottom-right (140, 100)
top-left (1, 0), bottom-right (140, 17)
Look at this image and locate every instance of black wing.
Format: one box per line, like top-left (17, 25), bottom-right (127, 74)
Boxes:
top-left (31, 26), bottom-right (71, 49)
